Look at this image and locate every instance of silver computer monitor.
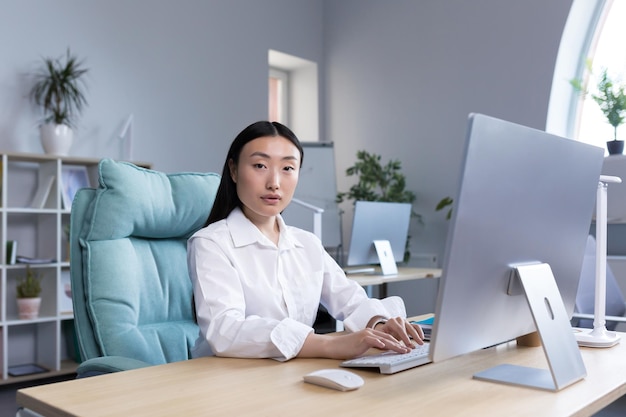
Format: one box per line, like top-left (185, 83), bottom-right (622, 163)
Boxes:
top-left (430, 114), bottom-right (604, 388)
top-left (346, 201), bottom-right (412, 267)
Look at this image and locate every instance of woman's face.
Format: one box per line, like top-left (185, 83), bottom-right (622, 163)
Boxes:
top-left (229, 135), bottom-right (300, 225)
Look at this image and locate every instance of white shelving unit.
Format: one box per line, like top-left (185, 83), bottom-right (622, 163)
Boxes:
top-left (0, 152), bottom-right (150, 385)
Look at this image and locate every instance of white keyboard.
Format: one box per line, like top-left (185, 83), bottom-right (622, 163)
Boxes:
top-left (340, 343), bottom-right (431, 374)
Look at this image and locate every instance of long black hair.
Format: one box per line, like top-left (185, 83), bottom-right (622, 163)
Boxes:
top-left (205, 121), bottom-right (304, 226)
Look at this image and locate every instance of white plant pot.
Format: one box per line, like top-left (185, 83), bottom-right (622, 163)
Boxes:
top-left (17, 297), bottom-right (41, 320)
top-left (40, 123), bottom-right (73, 156)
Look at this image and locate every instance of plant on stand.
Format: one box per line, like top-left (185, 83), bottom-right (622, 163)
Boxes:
top-left (571, 64), bottom-right (626, 155)
top-left (16, 266), bottom-right (42, 320)
top-left (29, 48), bottom-right (89, 156)
top-left (337, 150), bottom-right (419, 263)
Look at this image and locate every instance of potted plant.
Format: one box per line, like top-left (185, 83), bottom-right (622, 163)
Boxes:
top-left (571, 66), bottom-right (626, 155)
top-left (337, 150), bottom-right (419, 262)
top-left (29, 49), bottom-right (89, 156)
top-left (16, 266), bottom-right (42, 320)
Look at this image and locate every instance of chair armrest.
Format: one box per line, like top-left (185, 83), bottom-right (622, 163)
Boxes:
top-left (77, 356), bottom-right (153, 378)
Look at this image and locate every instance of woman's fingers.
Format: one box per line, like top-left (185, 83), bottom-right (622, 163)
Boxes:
top-left (365, 331), bottom-right (411, 353)
top-left (381, 317), bottom-right (425, 346)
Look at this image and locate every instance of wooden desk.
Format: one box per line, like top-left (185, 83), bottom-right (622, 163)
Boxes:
top-left (347, 266), bottom-right (441, 297)
top-left (17, 336), bottom-right (626, 417)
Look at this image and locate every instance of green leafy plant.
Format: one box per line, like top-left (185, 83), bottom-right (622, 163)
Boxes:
top-left (16, 266), bottom-right (42, 298)
top-left (571, 64), bottom-right (626, 141)
top-left (337, 150), bottom-right (419, 262)
top-left (435, 196), bottom-right (453, 220)
top-left (336, 150), bottom-right (417, 206)
top-left (29, 49), bottom-right (89, 128)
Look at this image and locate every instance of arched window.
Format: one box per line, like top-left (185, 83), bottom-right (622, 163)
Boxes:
top-left (575, 1), bottom-right (626, 150)
top-left (546, 0), bottom-right (624, 152)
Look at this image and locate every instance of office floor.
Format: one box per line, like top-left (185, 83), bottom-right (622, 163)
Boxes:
top-left (0, 374), bottom-right (75, 416)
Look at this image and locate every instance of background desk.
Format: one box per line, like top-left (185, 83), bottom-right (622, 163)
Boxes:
top-left (347, 266), bottom-right (441, 298)
top-left (17, 335), bottom-right (626, 417)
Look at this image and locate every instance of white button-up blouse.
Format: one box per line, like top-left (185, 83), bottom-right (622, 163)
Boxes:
top-left (187, 207), bottom-right (406, 361)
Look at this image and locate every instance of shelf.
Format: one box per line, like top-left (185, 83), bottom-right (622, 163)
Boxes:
top-left (0, 152), bottom-right (150, 384)
top-left (0, 359), bottom-right (77, 387)
top-left (5, 316), bottom-right (65, 326)
top-left (0, 151), bottom-right (151, 169)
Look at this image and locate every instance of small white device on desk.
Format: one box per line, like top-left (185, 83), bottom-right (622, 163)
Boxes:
top-left (303, 369), bottom-right (364, 391)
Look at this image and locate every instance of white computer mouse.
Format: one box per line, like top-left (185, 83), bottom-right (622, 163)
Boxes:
top-left (303, 368), bottom-right (364, 391)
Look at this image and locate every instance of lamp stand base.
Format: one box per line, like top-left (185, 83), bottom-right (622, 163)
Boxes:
top-left (574, 326), bottom-right (621, 348)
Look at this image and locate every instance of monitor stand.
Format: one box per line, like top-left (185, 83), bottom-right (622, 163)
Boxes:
top-left (473, 263), bottom-right (587, 391)
top-left (373, 240), bottom-right (398, 275)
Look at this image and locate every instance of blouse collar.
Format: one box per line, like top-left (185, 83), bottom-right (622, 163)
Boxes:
top-left (227, 207), bottom-right (303, 250)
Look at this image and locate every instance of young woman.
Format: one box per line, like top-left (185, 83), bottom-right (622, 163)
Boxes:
top-left (187, 121), bottom-right (424, 361)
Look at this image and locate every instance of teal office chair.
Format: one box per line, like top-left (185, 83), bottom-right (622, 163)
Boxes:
top-left (70, 159), bottom-right (220, 377)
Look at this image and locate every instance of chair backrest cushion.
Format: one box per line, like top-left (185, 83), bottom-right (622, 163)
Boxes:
top-left (72, 159), bottom-right (219, 364)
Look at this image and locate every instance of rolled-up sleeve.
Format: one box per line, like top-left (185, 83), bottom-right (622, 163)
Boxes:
top-left (270, 318), bottom-right (315, 361)
top-left (341, 296), bottom-right (407, 331)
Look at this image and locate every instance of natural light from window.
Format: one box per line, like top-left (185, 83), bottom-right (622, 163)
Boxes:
top-left (575, 1), bottom-right (626, 151)
top-left (268, 49), bottom-right (319, 142)
top-left (269, 68), bottom-right (288, 124)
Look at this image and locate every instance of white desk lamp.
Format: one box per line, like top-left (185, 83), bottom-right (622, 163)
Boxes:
top-left (575, 175), bottom-right (622, 348)
top-left (290, 198), bottom-right (324, 241)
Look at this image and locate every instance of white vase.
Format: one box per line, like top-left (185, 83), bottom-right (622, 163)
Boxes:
top-left (17, 297), bottom-right (41, 320)
top-left (40, 123), bottom-right (73, 156)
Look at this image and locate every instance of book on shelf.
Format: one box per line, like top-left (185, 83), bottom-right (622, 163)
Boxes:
top-left (30, 175), bottom-right (56, 209)
top-left (16, 255), bottom-right (55, 264)
top-left (8, 363), bottom-right (48, 377)
top-left (6, 240), bottom-right (16, 264)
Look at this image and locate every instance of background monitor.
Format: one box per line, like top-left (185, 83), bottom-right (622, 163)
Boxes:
top-left (430, 113), bottom-right (604, 364)
top-left (346, 201), bottom-right (412, 267)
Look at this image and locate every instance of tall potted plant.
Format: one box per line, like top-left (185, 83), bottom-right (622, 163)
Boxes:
top-left (571, 66), bottom-right (626, 155)
top-left (29, 49), bottom-right (89, 156)
top-left (337, 150), bottom-right (419, 262)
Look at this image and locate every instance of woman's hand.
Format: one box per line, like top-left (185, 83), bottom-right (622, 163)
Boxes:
top-left (299, 328), bottom-right (413, 360)
top-left (375, 316), bottom-right (425, 348)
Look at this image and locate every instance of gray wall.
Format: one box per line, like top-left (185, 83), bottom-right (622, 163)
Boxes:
top-left (0, 0), bottom-right (324, 174)
top-left (325, 0), bottom-right (573, 264)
